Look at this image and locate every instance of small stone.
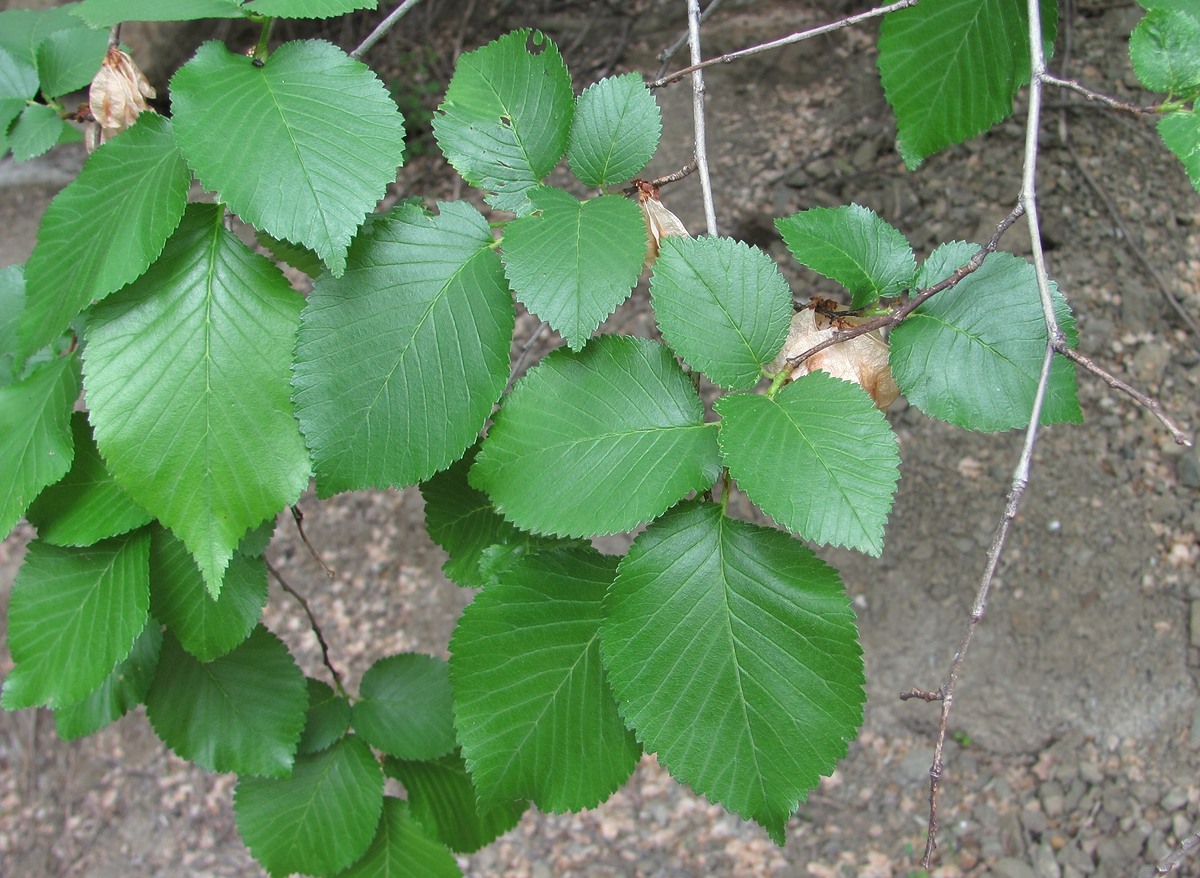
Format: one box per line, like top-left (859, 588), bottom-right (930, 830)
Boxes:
top-left (1173, 811), bottom-right (1192, 841)
top-left (994, 856), bottom-right (1038, 878)
top-left (1161, 788), bottom-right (1189, 812)
top-left (1022, 805), bottom-right (1049, 836)
top-left (1078, 761), bottom-right (1104, 785)
top-left (1042, 781), bottom-right (1066, 818)
top-left (1178, 449), bottom-right (1200, 489)
top-left (1033, 840), bottom-right (1063, 878)
top-left (1057, 840), bottom-right (1096, 875)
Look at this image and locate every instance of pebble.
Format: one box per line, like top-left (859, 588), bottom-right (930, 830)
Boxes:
top-left (1160, 788), bottom-right (1189, 811)
top-left (1041, 781), bottom-right (1065, 818)
top-left (1057, 840), bottom-right (1095, 875)
top-left (994, 856), bottom-right (1038, 878)
top-left (1172, 811), bottom-right (1192, 841)
top-left (1077, 761), bottom-right (1104, 785)
top-left (1032, 840), bottom-right (1062, 878)
top-left (1177, 449), bottom-right (1200, 489)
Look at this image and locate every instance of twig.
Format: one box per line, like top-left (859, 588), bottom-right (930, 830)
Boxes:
top-left (655, 0), bottom-right (724, 80)
top-left (266, 559), bottom-right (346, 696)
top-left (1142, 829), bottom-right (1200, 877)
top-left (1041, 74), bottom-right (1158, 115)
top-left (107, 24), bottom-right (121, 50)
top-left (507, 320), bottom-right (549, 391)
top-left (649, 159), bottom-right (698, 187)
top-left (650, 0), bottom-right (920, 88)
top-left (291, 505), bottom-right (335, 579)
top-left (686, 0), bottom-right (718, 236)
top-left (350, 0), bottom-right (424, 60)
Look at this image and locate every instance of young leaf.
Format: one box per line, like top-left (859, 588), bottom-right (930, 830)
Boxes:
top-left (568, 73), bottom-right (662, 187)
top-left (890, 243), bottom-right (1082, 431)
top-left (1159, 108), bottom-right (1200, 191)
top-left (25, 412), bottom-right (152, 547)
top-left (2, 530), bottom-right (151, 710)
top-left (775, 205), bottom-right (916, 309)
top-left (501, 187), bottom-right (646, 350)
top-left (235, 734), bottom-right (384, 877)
top-left (1129, 7), bottom-right (1200, 96)
top-left (433, 30), bottom-right (573, 214)
top-left (878, 0), bottom-right (1058, 168)
top-left (241, 0), bottom-right (376, 19)
top-left (384, 750), bottom-right (527, 854)
top-left (9, 102), bottom-right (63, 162)
top-left (54, 618), bottom-right (162, 741)
top-left (34, 24), bottom-right (108, 97)
top-left (0, 6), bottom-right (91, 63)
top-left (148, 526), bottom-right (268, 662)
top-left (83, 203), bottom-right (311, 593)
top-left (70, 0), bottom-right (246, 27)
top-left (472, 335), bottom-right (722, 537)
top-left (340, 797), bottom-right (462, 878)
top-left (600, 502), bottom-right (864, 845)
top-left (0, 47), bottom-right (40, 129)
top-left (145, 626), bottom-right (307, 777)
top-left (170, 39), bottom-right (406, 276)
top-left (450, 545), bottom-right (640, 812)
top-left (297, 678), bottom-right (351, 755)
top-left (715, 374), bottom-right (900, 556)
top-left (649, 236), bottom-right (793, 389)
top-left (293, 201), bottom-right (513, 496)
top-left (351, 654), bottom-right (456, 761)
top-left (0, 353), bottom-right (77, 540)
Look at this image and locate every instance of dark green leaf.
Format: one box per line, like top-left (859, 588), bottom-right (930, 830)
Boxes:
top-left (650, 235), bottom-right (793, 389)
top-left (171, 39), bottom-right (405, 276)
top-left (297, 677), bottom-right (351, 755)
top-left (1159, 108), bottom-right (1200, 191)
top-left (472, 335), bottom-right (722, 537)
top-left (83, 203), bottom-right (310, 593)
top-left (236, 517), bottom-right (276, 559)
top-left (2, 530), bottom-right (151, 710)
top-left (71, 0), bottom-right (246, 26)
top-left (35, 24), bottom-right (108, 97)
top-left (601, 502), bottom-right (864, 844)
top-left (451, 545), bottom-right (640, 812)
top-left (1129, 8), bottom-right (1200, 95)
top-left (243, 0), bottom-right (376, 18)
top-left (352, 654), bottom-right (456, 760)
top-left (54, 618), bottom-right (162, 740)
top-left (10, 102), bottom-right (63, 162)
top-left (255, 230), bottom-right (325, 279)
top-left (501, 187), bottom-right (646, 349)
top-left (293, 202), bottom-right (513, 496)
top-left (340, 797), bottom-right (462, 878)
top-left (567, 73), bottom-right (661, 187)
top-left (235, 735), bottom-right (384, 877)
top-left (145, 626), bottom-right (307, 777)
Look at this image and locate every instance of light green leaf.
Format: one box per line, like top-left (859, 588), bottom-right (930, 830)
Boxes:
top-left (340, 797), bottom-right (462, 878)
top-left (25, 412), bottom-right (152, 547)
top-left (0, 265), bottom-right (25, 385)
top-left (433, 29), bottom-right (573, 214)
top-left (472, 335), bottom-right (722, 537)
top-left (601, 502), bottom-right (864, 844)
top-left (10, 102), bottom-right (64, 162)
top-left (19, 113), bottom-right (190, 362)
top-left (451, 545), bottom-right (640, 812)
top-left (0, 353), bottom-right (77, 540)
top-left (2, 530), bottom-right (150, 710)
top-left (0, 6), bottom-right (88, 64)
top-left (501, 187), bottom-right (646, 350)
top-left (171, 39), bottom-right (405, 276)
top-left (242, 0), bottom-right (376, 18)
top-left (54, 618), bottom-right (162, 740)
top-left (145, 626), bottom-right (307, 777)
top-left (567, 73), bottom-right (661, 187)
top-left (384, 750), bottom-right (527, 854)
top-left (83, 203), bottom-right (310, 593)
top-left (0, 46), bottom-right (39, 132)
top-left (1130, 8), bottom-right (1200, 95)
top-left (890, 243), bottom-right (1081, 431)
top-left (293, 202), bottom-right (513, 496)
top-left (1159, 108), bottom-right (1200, 191)
top-left (35, 24), bottom-right (108, 97)
top-left (715, 374), bottom-right (900, 556)
top-left (352, 654), bottom-right (456, 761)
top-left (649, 236), bottom-right (793, 389)
top-left (255, 230), bottom-right (325, 279)
top-left (297, 678), bottom-right (351, 755)
top-left (71, 0), bottom-right (246, 26)
top-left (149, 526), bottom-right (268, 662)
top-left (775, 204), bottom-right (916, 309)
top-left (235, 735), bottom-right (384, 877)
top-left (878, 0), bottom-right (1057, 168)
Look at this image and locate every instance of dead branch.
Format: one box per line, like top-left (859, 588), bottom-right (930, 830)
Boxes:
top-left (266, 559), bottom-right (347, 697)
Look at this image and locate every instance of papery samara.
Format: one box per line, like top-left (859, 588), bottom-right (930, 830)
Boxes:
top-left (87, 47), bottom-right (156, 151)
top-left (633, 179), bottom-right (688, 267)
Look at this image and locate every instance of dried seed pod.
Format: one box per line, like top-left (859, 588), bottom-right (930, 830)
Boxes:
top-left (87, 47), bottom-right (156, 151)
top-left (633, 179), bottom-right (689, 266)
top-left (768, 298), bottom-right (900, 409)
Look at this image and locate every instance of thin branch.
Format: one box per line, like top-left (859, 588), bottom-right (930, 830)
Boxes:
top-left (507, 320), bottom-right (549, 391)
top-left (1143, 829), bottom-right (1200, 877)
top-left (649, 159), bottom-right (698, 187)
top-left (107, 23), bottom-right (121, 50)
top-left (650, 0), bottom-right (920, 88)
top-left (350, 0), bottom-right (424, 60)
top-left (267, 559), bottom-right (346, 696)
top-left (291, 505), bottom-right (335, 579)
top-left (654, 0), bottom-right (724, 80)
top-left (686, 0), bottom-right (718, 236)
top-left (1041, 74), bottom-right (1158, 116)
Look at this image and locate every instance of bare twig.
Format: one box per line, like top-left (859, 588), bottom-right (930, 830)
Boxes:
top-left (649, 159), bottom-right (698, 188)
top-left (291, 505), bottom-right (335, 579)
top-left (350, 0), bottom-right (424, 60)
top-left (507, 320), bottom-right (549, 391)
top-left (655, 0), bottom-right (724, 80)
top-left (1041, 74), bottom-right (1158, 115)
top-left (1142, 829), bottom-right (1200, 877)
top-left (107, 24), bottom-right (121, 50)
top-left (686, 0), bottom-right (718, 236)
top-left (266, 559), bottom-right (346, 696)
top-left (650, 0), bottom-right (920, 88)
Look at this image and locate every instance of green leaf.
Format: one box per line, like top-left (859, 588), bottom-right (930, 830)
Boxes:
top-left (71, 0), bottom-right (246, 26)
top-left (352, 654), bottom-right (456, 761)
top-left (2, 530), bottom-right (151, 710)
top-left (293, 202), bottom-right (513, 496)
top-left (775, 205), bottom-right (916, 309)
top-left (170, 39), bottom-right (405, 276)
top-left (149, 526), bottom-right (268, 661)
top-left (255, 230), bottom-right (325, 279)
top-left (35, 24), bottom-right (108, 97)
top-left (601, 502), bottom-right (864, 844)
top-left (433, 30), bottom-right (573, 214)
top-left (649, 236), bottom-right (793, 389)
top-left (297, 678), bottom-right (351, 755)
top-left (54, 618), bottom-right (162, 740)
top-left (878, 0), bottom-right (1058, 168)
top-left (0, 353), bottom-right (77, 540)
top-left (145, 626), bottom-right (307, 777)
top-left (236, 517), bottom-right (276, 559)
top-left (1130, 8), bottom-right (1200, 95)
top-left (10, 102), bottom-right (64, 162)
top-left (83, 203), bottom-right (310, 593)
top-left (450, 545), bottom-right (640, 812)
top-left (236, 734), bottom-right (384, 877)
top-left (501, 187), bottom-right (646, 350)
top-left (384, 749), bottom-right (527, 854)
top-left (715, 374), bottom-right (900, 556)
top-left (567, 72), bottom-right (661, 187)
top-left (0, 6), bottom-right (88, 64)
top-left (243, 0), bottom-right (376, 18)
top-left (19, 113), bottom-right (190, 362)
top-left (0, 46), bottom-right (39, 132)
top-left (25, 412), bottom-right (152, 547)
top-left (472, 335), bottom-right (722, 537)
top-left (0, 265), bottom-right (25, 386)
top-left (890, 243), bottom-right (1081, 431)
top-left (340, 797), bottom-right (462, 878)
top-left (1159, 108), bottom-right (1200, 191)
